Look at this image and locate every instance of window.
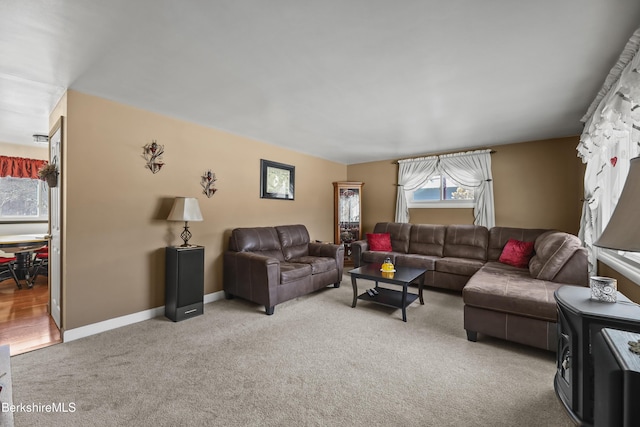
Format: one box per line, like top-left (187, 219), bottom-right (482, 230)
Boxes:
top-left (408, 174), bottom-right (474, 208)
top-left (0, 177), bottom-right (48, 221)
top-left (396, 149), bottom-right (493, 225)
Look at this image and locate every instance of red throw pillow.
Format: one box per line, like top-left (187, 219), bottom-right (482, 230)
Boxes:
top-left (498, 239), bottom-right (535, 268)
top-left (367, 233), bottom-right (392, 252)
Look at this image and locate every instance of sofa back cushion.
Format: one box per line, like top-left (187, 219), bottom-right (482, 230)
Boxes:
top-left (488, 227), bottom-right (549, 261)
top-left (276, 224), bottom-right (310, 261)
top-left (408, 224), bottom-right (446, 257)
top-left (229, 227), bottom-right (284, 261)
top-left (529, 231), bottom-right (583, 282)
top-left (373, 222), bottom-right (412, 253)
top-left (443, 225), bottom-right (489, 261)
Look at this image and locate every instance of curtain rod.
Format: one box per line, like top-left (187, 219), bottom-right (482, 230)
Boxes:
top-left (392, 149), bottom-right (496, 164)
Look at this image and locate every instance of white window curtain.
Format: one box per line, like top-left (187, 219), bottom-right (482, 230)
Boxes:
top-left (439, 149), bottom-right (495, 229)
top-left (395, 155), bottom-right (439, 223)
top-left (577, 28), bottom-right (640, 276)
top-left (395, 149), bottom-right (495, 228)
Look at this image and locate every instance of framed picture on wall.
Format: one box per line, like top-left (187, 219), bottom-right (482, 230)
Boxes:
top-left (260, 159), bottom-right (295, 200)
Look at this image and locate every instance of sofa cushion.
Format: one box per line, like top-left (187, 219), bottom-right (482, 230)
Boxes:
top-left (229, 227), bottom-right (284, 261)
top-left (276, 225), bottom-right (310, 261)
top-left (499, 239), bottom-right (535, 268)
top-left (367, 233), bottom-right (392, 251)
top-left (435, 257), bottom-right (485, 276)
top-left (373, 222), bottom-right (412, 253)
top-left (488, 227), bottom-right (549, 261)
top-left (463, 262), bottom-right (564, 322)
top-left (290, 256), bottom-right (335, 274)
top-left (408, 224), bottom-right (446, 257)
top-left (529, 231), bottom-right (582, 282)
top-left (280, 262), bottom-right (312, 283)
top-left (443, 225), bottom-right (488, 261)
top-left (395, 253), bottom-right (438, 270)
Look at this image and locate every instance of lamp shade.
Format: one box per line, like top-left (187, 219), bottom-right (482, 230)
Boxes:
top-left (594, 156), bottom-right (640, 251)
top-left (167, 197), bottom-right (203, 222)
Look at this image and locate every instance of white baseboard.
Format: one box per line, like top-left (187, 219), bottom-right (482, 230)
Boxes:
top-left (63, 290), bottom-right (226, 342)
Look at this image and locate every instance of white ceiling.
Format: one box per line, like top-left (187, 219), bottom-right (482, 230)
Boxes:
top-left (1, 1), bottom-right (640, 165)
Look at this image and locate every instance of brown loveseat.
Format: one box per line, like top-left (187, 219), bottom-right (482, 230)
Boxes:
top-left (223, 224), bottom-right (344, 315)
top-left (352, 222), bottom-right (588, 351)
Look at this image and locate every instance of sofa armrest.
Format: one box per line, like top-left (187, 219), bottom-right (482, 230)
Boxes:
top-left (351, 240), bottom-right (368, 268)
top-left (309, 242), bottom-right (342, 258)
top-left (309, 242), bottom-right (345, 279)
top-left (223, 251), bottom-right (280, 306)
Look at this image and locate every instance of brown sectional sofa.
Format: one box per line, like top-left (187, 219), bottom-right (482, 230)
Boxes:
top-left (223, 224), bottom-right (344, 315)
top-left (352, 222), bottom-right (588, 351)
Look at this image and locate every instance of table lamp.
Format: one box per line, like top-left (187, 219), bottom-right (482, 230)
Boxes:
top-left (592, 156), bottom-right (640, 303)
top-left (594, 157), bottom-right (640, 252)
top-left (167, 197), bottom-right (203, 247)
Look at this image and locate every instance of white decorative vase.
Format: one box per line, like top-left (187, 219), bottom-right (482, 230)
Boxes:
top-left (589, 276), bottom-right (617, 303)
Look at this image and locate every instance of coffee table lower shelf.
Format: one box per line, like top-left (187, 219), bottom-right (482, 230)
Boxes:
top-left (357, 288), bottom-right (419, 310)
top-left (349, 264), bottom-right (426, 322)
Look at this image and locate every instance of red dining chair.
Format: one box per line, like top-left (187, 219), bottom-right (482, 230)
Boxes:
top-left (30, 246), bottom-right (49, 285)
top-left (0, 256), bottom-right (20, 289)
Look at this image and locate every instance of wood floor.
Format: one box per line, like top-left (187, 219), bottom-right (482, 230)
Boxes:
top-left (0, 276), bottom-right (61, 356)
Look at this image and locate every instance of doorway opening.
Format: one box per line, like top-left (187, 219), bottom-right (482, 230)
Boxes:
top-left (0, 275), bottom-right (61, 355)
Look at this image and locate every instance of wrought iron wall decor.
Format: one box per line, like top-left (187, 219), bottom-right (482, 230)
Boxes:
top-left (201, 169), bottom-right (218, 197)
top-left (142, 140), bottom-right (164, 174)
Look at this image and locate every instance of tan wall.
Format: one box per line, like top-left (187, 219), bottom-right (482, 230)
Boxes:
top-left (0, 141), bottom-right (49, 160)
top-left (347, 136), bottom-right (583, 235)
top-left (345, 160), bottom-right (396, 234)
top-left (492, 137), bottom-right (583, 233)
top-left (58, 90), bottom-right (346, 329)
top-left (598, 262), bottom-right (640, 304)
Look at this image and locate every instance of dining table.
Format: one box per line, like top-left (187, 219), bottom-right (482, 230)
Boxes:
top-left (0, 234), bottom-right (48, 289)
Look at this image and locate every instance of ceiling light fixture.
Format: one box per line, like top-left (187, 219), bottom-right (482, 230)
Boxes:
top-left (32, 134), bottom-right (49, 144)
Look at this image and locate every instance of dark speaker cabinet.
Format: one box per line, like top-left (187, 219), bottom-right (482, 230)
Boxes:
top-left (165, 246), bottom-right (204, 322)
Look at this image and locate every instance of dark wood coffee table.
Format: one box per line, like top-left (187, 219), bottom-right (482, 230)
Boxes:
top-left (349, 263), bottom-right (427, 322)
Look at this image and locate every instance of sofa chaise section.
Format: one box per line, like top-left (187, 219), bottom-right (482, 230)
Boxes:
top-left (463, 229), bottom-right (588, 350)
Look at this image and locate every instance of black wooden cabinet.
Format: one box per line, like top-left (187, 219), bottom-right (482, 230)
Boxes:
top-left (554, 285), bottom-right (640, 426)
top-left (593, 328), bottom-right (640, 426)
top-left (165, 246), bottom-right (204, 322)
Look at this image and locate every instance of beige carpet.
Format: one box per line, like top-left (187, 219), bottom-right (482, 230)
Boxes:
top-left (10, 276), bottom-right (572, 427)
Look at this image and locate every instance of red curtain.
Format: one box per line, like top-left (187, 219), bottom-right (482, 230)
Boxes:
top-left (0, 155), bottom-right (47, 179)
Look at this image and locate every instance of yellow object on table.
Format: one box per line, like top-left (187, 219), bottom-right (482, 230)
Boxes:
top-left (381, 257), bottom-right (395, 273)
